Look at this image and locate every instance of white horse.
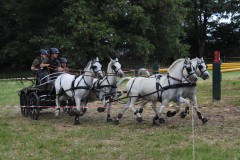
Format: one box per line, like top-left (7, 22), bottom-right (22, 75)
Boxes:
top-left (89, 58), bottom-right (124, 122)
top-left (113, 58), bottom-right (198, 125)
top-left (54, 57), bottom-right (103, 124)
top-left (138, 57), bottom-right (210, 125)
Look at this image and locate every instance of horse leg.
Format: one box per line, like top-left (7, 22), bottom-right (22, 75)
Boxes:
top-left (191, 95), bottom-right (208, 124)
top-left (55, 95), bottom-right (61, 118)
top-left (157, 99), bottom-right (170, 123)
top-left (80, 100), bottom-right (87, 116)
top-left (113, 98), bottom-right (132, 125)
top-left (166, 97), bottom-right (189, 118)
top-left (106, 101), bottom-right (112, 122)
top-left (127, 97), bottom-right (142, 123)
top-left (179, 97), bottom-right (191, 118)
top-left (97, 96), bottom-right (106, 112)
top-left (74, 97), bottom-right (81, 125)
top-left (151, 101), bottom-right (160, 126)
top-left (139, 100), bottom-right (150, 114)
top-left (64, 100), bottom-right (70, 113)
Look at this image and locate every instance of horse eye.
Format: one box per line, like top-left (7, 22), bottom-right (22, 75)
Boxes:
top-left (186, 67), bottom-right (192, 72)
top-left (112, 66), bottom-right (116, 70)
top-left (198, 65), bottom-right (203, 70)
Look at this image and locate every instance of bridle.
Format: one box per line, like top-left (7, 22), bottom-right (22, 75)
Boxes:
top-left (195, 59), bottom-right (208, 77)
top-left (90, 60), bottom-right (102, 74)
top-left (111, 60), bottom-right (121, 74)
top-left (182, 61), bottom-right (196, 81)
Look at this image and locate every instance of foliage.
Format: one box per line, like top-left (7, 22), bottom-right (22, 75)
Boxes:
top-left (183, 0), bottom-right (239, 57)
top-left (0, 0), bottom-right (239, 69)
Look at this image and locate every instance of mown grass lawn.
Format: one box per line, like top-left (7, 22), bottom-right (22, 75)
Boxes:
top-left (0, 71), bottom-right (239, 160)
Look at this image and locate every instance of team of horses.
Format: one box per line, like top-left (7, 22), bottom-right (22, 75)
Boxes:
top-left (53, 57), bottom-right (209, 125)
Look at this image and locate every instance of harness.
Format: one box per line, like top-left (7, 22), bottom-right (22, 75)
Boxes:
top-left (195, 60), bottom-right (208, 76)
top-left (59, 74), bottom-right (92, 97)
top-left (91, 75), bottom-right (117, 101)
top-left (91, 60), bottom-right (120, 100)
top-left (58, 60), bottom-right (101, 97)
top-left (126, 61), bottom-right (197, 102)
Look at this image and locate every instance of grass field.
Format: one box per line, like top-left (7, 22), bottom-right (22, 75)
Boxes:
top-left (0, 71), bottom-right (240, 160)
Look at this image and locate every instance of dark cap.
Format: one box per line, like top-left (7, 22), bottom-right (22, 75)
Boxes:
top-left (50, 48), bottom-right (60, 54)
top-left (39, 49), bottom-right (48, 55)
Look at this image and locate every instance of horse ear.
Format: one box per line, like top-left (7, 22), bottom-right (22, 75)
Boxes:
top-left (116, 58), bottom-right (118, 61)
top-left (96, 57), bottom-right (99, 61)
top-left (184, 58), bottom-right (190, 64)
top-left (110, 58), bottom-right (113, 61)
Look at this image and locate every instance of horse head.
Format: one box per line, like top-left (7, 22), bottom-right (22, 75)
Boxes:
top-left (109, 58), bottom-right (124, 78)
top-left (196, 57), bottom-right (210, 80)
top-left (183, 58), bottom-right (198, 83)
top-left (90, 57), bottom-right (103, 79)
top-left (168, 58), bottom-right (198, 83)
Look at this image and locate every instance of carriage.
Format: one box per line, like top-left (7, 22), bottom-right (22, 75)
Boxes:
top-left (18, 57), bottom-right (121, 124)
top-left (18, 72), bottom-right (76, 120)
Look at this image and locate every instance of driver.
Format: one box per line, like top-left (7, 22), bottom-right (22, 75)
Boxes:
top-left (40, 48), bottom-right (63, 74)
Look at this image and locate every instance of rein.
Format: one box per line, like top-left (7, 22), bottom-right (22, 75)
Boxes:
top-left (123, 61), bottom-right (197, 102)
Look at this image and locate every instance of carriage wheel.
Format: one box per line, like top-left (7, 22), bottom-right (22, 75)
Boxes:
top-left (20, 93), bottom-right (28, 117)
top-left (29, 92), bottom-right (40, 120)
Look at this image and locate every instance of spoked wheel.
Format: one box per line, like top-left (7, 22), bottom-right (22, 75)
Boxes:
top-left (29, 92), bottom-right (40, 120)
top-left (20, 93), bottom-right (29, 117)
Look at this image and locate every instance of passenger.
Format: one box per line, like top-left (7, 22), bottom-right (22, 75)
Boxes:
top-left (40, 48), bottom-right (63, 83)
top-left (31, 49), bottom-right (48, 71)
top-left (31, 49), bottom-right (48, 85)
top-left (60, 57), bottom-right (69, 72)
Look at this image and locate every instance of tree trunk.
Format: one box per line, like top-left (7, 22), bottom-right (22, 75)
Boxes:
top-left (198, 40), bottom-right (205, 58)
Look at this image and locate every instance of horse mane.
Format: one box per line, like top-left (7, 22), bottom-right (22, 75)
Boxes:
top-left (168, 58), bottom-right (185, 72)
top-left (107, 60), bottom-right (115, 72)
top-left (84, 60), bottom-right (92, 71)
top-left (107, 60), bottom-right (114, 73)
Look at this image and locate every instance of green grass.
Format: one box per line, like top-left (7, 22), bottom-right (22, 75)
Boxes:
top-left (0, 71), bottom-right (32, 79)
top-left (0, 71), bottom-right (240, 160)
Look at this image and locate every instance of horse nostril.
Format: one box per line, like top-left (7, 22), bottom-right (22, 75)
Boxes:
top-left (193, 77), bottom-right (198, 82)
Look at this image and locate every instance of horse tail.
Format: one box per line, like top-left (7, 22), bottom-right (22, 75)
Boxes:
top-left (117, 77), bottom-right (132, 88)
top-left (55, 74), bottom-right (64, 95)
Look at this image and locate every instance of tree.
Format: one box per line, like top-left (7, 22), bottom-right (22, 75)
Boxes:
top-left (0, 0), bottom-right (65, 69)
top-left (184, 0), bottom-right (239, 58)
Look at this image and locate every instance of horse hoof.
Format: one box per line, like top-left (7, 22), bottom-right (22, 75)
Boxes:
top-left (74, 120), bottom-right (80, 125)
top-left (139, 108), bottom-right (143, 114)
top-left (136, 117), bottom-right (142, 123)
top-left (55, 110), bottom-right (60, 117)
top-left (107, 118), bottom-right (112, 122)
top-left (180, 112), bottom-right (187, 119)
top-left (97, 107), bottom-right (105, 112)
top-left (159, 118), bottom-right (165, 123)
top-left (152, 121), bottom-right (159, 126)
top-left (166, 111), bottom-right (173, 117)
top-left (64, 108), bottom-right (70, 113)
top-left (113, 119), bottom-right (119, 125)
top-left (201, 118), bottom-right (208, 124)
top-left (68, 110), bottom-right (75, 116)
